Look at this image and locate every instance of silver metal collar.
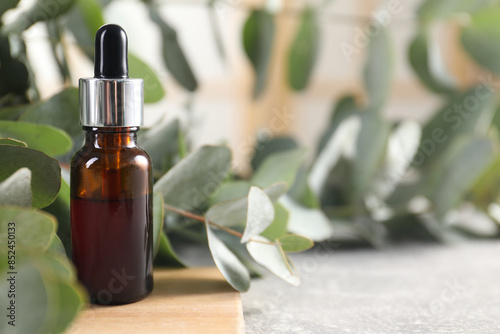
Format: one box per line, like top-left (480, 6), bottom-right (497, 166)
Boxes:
top-left (79, 78), bottom-right (144, 127)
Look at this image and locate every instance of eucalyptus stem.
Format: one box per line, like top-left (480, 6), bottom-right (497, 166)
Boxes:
top-left (163, 203), bottom-right (275, 244)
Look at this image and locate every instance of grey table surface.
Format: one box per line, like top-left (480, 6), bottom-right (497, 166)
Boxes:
top-left (241, 241), bottom-right (500, 334)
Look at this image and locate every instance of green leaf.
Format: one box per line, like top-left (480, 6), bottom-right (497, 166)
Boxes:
top-left (363, 23), bottom-right (393, 113)
top-left (243, 9), bottom-right (275, 98)
top-left (278, 234), bottom-right (314, 253)
top-left (431, 137), bottom-right (494, 219)
top-left (1, 0), bottom-right (77, 34)
top-left (153, 193), bottom-right (165, 256)
top-left (47, 234), bottom-right (66, 255)
top-left (412, 86), bottom-right (496, 169)
top-left (154, 146), bottom-right (231, 211)
top-left (241, 187), bottom-right (275, 243)
top-left (44, 179), bottom-right (71, 255)
top-left (461, 8), bottom-right (500, 74)
top-left (0, 120), bottom-right (72, 157)
top-left (0, 168), bottom-right (32, 207)
top-left (129, 54), bottom-right (165, 103)
top-left (0, 207), bottom-right (56, 252)
top-left (352, 114), bottom-right (390, 202)
top-left (211, 180), bottom-right (252, 204)
top-left (288, 7), bottom-right (319, 91)
top-left (288, 167), bottom-right (320, 209)
top-left (149, 7), bottom-right (198, 92)
top-left (0, 146), bottom-right (61, 208)
top-left (206, 222), bottom-right (250, 292)
top-left (246, 236), bottom-right (300, 286)
top-left (252, 149), bottom-right (306, 189)
top-left (154, 232), bottom-right (185, 267)
top-left (261, 203), bottom-right (289, 240)
top-left (208, 0), bottom-right (226, 62)
top-left (0, 104), bottom-right (30, 121)
top-left (65, 0), bottom-right (105, 59)
top-left (317, 95), bottom-right (361, 155)
top-left (0, 138), bottom-right (27, 146)
top-left (251, 136), bottom-right (298, 171)
top-left (0, 36), bottom-right (29, 98)
top-left (0, 256), bottom-right (86, 334)
top-left (280, 195), bottom-right (334, 241)
top-left (418, 0), bottom-right (494, 26)
top-left (408, 32), bottom-right (456, 94)
top-left (20, 87), bottom-right (80, 137)
top-left (140, 120), bottom-right (180, 177)
top-left (206, 183), bottom-right (287, 228)
top-left (0, 0), bottom-right (20, 18)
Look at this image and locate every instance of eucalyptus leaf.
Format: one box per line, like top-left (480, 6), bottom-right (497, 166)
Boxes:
top-left (251, 136), bottom-right (298, 171)
top-left (288, 167), bottom-right (320, 209)
top-left (206, 183), bottom-right (287, 228)
top-left (0, 168), bottom-right (32, 207)
top-left (363, 23), bottom-right (393, 113)
top-left (278, 234), bottom-right (314, 253)
top-left (208, 0), bottom-right (226, 62)
top-left (241, 187), bottom-right (275, 243)
top-left (153, 193), bottom-right (165, 256)
top-left (154, 232), bottom-right (185, 267)
top-left (431, 137), bottom-right (494, 219)
top-left (280, 195), bottom-right (334, 241)
top-left (140, 120), bottom-right (180, 177)
top-left (1, 0), bottom-right (77, 34)
top-left (408, 32), bottom-right (456, 94)
top-left (288, 7), bottom-right (319, 91)
top-left (0, 256), bottom-right (86, 334)
top-left (154, 146), bottom-right (231, 211)
top-left (243, 9), bottom-right (275, 98)
top-left (0, 104), bottom-right (30, 121)
top-left (0, 36), bottom-right (29, 98)
top-left (317, 95), bottom-right (361, 155)
top-left (0, 206), bottom-right (56, 252)
top-left (412, 86), bottom-right (496, 169)
top-left (20, 87), bottom-right (80, 138)
top-left (0, 138), bottom-right (26, 146)
top-left (418, 0), bottom-right (494, 26)
top-left (352, 114), bottom-right (390, 202)
top-left (44, 179), bottom-right (71, 255)
top-left (0, 0), bottom-right (20, 18)
top-left (461, 8), bottom-right (500, 74)
top-left (66, 0), bottom-right (105, 59)
top-left (246, 236), bottom-right (300, 286)
top-left (252, 149), bottom-right (306, 189)
top-left (261, 203), bottom-right (289, 240)
top-left (0, 145), bottom-right (61, 208)
top-left (211, 180), bottom-right (251, 205)
top-left (149, 7), bottom-right (198, 92)
top-left (309, 116), bottom-right (361, 196)
top-left (129, 54), bottom-right (165, 103)
top-left (0, 120), bottom-right (72, 157)
top-left (205, 222), bottom-right (250, 292)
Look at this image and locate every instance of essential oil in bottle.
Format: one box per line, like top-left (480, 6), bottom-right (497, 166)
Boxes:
top-left (70, 24), bottom-right (153, 305)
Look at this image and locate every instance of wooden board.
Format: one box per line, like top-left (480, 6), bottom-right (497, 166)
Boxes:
top-left (67, 267), bottom-right (244, 334)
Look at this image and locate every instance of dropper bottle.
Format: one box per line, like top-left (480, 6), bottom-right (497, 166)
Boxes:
top-left (70, 24), bottom-right (153, 305)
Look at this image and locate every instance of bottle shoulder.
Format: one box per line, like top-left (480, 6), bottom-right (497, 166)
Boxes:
top-left (71, 145), bottom-right (152, 171)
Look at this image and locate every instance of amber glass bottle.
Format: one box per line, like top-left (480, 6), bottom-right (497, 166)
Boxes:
top-left (71, 24), bottom-right (153, 305)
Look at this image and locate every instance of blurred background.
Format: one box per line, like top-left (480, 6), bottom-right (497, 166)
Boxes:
top-left (3, 0), bottom-right (453, 170)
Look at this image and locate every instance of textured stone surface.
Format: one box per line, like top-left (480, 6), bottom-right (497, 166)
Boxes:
top-left (242, 241), bottom-right (500, 334)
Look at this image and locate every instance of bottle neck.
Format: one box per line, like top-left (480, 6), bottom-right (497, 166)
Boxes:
top-left (84, 127), bottom-right (139, 148)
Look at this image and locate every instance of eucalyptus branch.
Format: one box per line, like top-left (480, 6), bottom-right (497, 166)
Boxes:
top-left (163, 203), bottom-right (274, 244)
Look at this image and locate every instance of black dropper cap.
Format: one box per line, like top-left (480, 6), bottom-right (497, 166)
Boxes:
top-left (94, 24), bottom-right (129, 79)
